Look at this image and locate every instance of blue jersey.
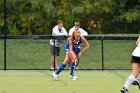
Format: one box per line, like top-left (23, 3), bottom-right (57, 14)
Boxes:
top-left (65, 37), bottom-right (82, 55)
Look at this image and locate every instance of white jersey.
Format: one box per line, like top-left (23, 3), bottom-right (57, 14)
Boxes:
top-left (50, 26), bottom-right (67, 47)
top-left (132, 47), bottom-right (140, 57)
top-left (69, 27), bottom-right (88, 36)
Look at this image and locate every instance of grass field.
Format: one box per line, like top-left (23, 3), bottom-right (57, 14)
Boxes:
top-left (0, 34), bottom-right (139, 69)
top-left (0, 38), bottom-right (137, 69)
top-left (0, 70), bottom-right (139, 93)
top-left (0, 35), bottom-right (139, 93)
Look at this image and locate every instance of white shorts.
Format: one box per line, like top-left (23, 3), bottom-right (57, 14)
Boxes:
top-left (132, 47), bottom-right (140, 57)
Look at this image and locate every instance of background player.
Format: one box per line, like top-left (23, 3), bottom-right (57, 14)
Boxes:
top-left (121, 36), bottom-right (140, 93)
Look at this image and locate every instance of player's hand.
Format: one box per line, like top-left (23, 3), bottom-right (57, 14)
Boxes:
top-left (76, 55), bottom-right (79, 58)
top-left (78, 52), bottom-right (82, 57)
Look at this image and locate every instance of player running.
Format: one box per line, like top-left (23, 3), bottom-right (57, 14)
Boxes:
top-left (52, 30), bottom-right (89, 80)
top-left (121, 36), bottom-right (140, 93)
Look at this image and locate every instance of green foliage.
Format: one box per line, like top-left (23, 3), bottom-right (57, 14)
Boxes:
top-left (0, 0), bottom-right (140, 35)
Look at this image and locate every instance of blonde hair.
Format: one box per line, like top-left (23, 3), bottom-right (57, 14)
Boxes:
top-left (69, 30), bottom-right (81, 43)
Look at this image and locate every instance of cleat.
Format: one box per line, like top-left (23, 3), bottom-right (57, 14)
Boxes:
top-left (75, 67), bottom-right (79, 70)
top-left (120, 87), bottom-right (129, 93)
top-left (52, 72), bottom-right (58, 81)
top-left (70, 75), bottom-right (78, 80)
top-left (132, 79), bottom-right (140, 90)
top-left (50, 67), bottom-right (54, 71)
top-left (50, 67), bottom-right (54, 69)
top-left (132, 80), bottom-right (138, 85)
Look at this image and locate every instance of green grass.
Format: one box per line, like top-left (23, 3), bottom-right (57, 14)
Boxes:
top-left (0, 70), bottom-right (139, 93)
top-left (0, 39), bottom-right (137, 69)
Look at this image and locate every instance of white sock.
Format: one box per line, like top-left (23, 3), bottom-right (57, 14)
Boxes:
top-left (124, 75), bottom-right (137, 89)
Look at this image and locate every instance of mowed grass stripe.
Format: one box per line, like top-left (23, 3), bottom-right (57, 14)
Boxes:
top-left (0, 70), bottom-right (139, 93)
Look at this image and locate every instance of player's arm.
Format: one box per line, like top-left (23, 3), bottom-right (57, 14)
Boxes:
top-left (80, 28), bottom-right (88, 36)
top-left (68, 28), bottom-right (73, 36)
top-left (78, 36), bottom-right (89, 57)
top-left (136, 36), bottom-right (140, 46)
top-left (61, 27), bottom-right (68, 36)
top-left (53, 27), bottom-right (68, 36)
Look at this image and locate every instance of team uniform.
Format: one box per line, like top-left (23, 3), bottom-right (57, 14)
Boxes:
top-left (69, 25), bottom-right (88, 69)
top-left (65, 37), bottom-right (82, 55)
top-left (131, 46), bottom-right (140, 63)
top-left (52, 37), bottom-right (83, 80)
top-left (121, 41), bottom-right (140, 93)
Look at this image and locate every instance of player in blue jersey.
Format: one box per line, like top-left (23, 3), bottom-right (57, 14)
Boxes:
top-left (52, 30), bottom-right (89, 80)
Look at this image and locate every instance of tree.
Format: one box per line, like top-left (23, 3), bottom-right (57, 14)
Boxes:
top-left (0, 0), bottom-right (140, 35)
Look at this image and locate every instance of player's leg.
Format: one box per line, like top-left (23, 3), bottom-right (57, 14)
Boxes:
top-left (67, 51), bottom-right (76, 76)
top-left (50, 45), bottom-right (60, 70)
top-left (67, 52), bottom-right (78, 80)
top-left (52, 54), bottom-right (71, 80)
top-left (132, 63), bottom-right (140, 89)
top-left (51, 56), bottom-right (59, 69)
top-left (132, 57), bottom-right (140, 87)
top-left (131, 56), bottom-right (140, 88)
top-left (75, 48), bottom-right (80, 69)
top-left (75, 55), bottom-right (79, 70)
top-left (55, 54), bottom-right (71, 75)
top-left (121, 63), bottom-right (140, 93)
top-left (50, 56), bottom-right (54, 69)
top-left (55, 47), bottom-right (60, 69)
top-left (70, 62), bottom-right (75, 76)
top-left (70, 61), bottom-right (78, 80)
top-left (50, 45), bottom-right (55, 70)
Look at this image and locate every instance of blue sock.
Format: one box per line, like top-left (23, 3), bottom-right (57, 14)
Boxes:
top-left (70, 62), bottom-right (75, 76)
top-left (55, 63), bottom-right (66, 75)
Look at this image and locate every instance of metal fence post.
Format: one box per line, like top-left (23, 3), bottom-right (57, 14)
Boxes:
top-left (3, 0), bottom-right (7, 71)
top-left (53, 36), bottom-right (56, 71)
top-left (101, 38), bottom-right (104, 71)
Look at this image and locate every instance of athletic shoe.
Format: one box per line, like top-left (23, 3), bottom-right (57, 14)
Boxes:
top-left (52, 72), bottom-right (58, 81)
top-left (75, 67), bottom-right (79, 70)
top-left (50, 67), bottom-right (54, 71)
top-left (120, 87), bottom-right (129, 93)
top-left (70, 75), bottom-right (78, 80)
top-left (132, 79), bottom-right (140, 89)
top-left (50, 67), bottom-right (59, 71)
